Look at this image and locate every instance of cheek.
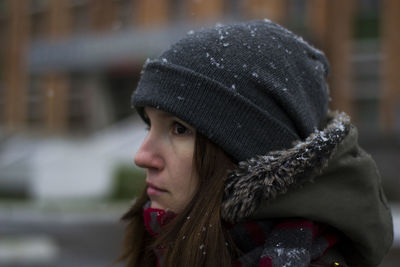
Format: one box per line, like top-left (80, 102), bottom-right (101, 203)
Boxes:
top-left (172, 149), bottom-right (195, 187)
top-left (172, 161), bottom-right (197, 212)
top-left (169, 140), bottom-right (197, 197)
top-left (170, 138), bottom-right (195, 174)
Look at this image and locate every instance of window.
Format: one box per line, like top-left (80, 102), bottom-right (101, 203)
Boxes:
top-left (27, 76), bottom-right (44, 127)
top-left (68, 73), bottom-right (88, 131)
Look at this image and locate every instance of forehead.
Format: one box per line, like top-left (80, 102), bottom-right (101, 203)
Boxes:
top-left (144, 106), bottom-right (174, 119)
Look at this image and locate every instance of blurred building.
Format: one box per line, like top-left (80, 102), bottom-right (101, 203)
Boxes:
top-left (0, 0), bottom-right (398, 136)
top-left (0, 0), bottom-right (399, 200)
top-left (1, 3), bottom-right (399, 265)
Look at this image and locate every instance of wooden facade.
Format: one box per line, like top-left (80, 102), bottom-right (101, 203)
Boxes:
top-left (0, 0), bottom-right (398, 136)
top-left (381, 0), bottom-right (400, 134)
top-left (3, 0), bottom-right (29, 130)
top-left (306, 0), bottom-right (356, 118)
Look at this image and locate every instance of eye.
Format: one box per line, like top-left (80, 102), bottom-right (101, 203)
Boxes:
top-left (172, 121), bottom-right (192, 135)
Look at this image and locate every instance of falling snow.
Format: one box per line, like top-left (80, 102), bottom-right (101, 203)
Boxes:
top-left (269, 62), bottom-right (277, 69)
top-left (210, 57), bottom-right (224, 69)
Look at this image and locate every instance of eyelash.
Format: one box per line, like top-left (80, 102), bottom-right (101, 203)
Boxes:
top-left (171, 121), bottom-right (191, 135)
top-left (144, 121), bottom-right (192, 136)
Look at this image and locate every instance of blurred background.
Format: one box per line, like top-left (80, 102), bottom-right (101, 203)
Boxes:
top-left (0, 0), bottom-right (399, 266)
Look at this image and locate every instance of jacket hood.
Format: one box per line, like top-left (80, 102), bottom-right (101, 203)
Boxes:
top-left (221, 111), bottom-right (393, 266)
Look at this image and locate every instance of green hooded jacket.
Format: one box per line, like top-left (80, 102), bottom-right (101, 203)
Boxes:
top-left (221, 112), bottom-right (393, 266)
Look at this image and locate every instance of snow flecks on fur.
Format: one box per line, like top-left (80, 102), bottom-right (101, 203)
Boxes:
top-left (221, 112), bottom-right (351, 223)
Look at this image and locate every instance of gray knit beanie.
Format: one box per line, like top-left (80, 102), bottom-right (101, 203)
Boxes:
top-left (132, 20), bottom-right (330, 162)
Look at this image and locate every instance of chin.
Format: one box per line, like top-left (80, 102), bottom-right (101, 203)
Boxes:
top-left (150, 200), bottom-right (167, 210)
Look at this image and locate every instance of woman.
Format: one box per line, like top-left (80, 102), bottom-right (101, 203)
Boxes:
top-left (119, 20), bottom-right (393, 267)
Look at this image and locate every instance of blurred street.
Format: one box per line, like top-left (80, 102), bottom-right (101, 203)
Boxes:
top-left (0, 201), bottom-right (399, 267)
top-left (0, 202), bottom-right (128, 267)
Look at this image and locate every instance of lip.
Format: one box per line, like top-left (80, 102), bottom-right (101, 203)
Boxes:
top-left (146, 181), bottom-right (167, 196)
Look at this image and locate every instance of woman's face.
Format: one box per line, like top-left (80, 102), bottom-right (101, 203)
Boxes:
top-left (134, 107), bottom-right (198, 213)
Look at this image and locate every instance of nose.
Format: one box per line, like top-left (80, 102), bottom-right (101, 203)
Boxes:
top-left (134, 134), bottom-right (164, 170)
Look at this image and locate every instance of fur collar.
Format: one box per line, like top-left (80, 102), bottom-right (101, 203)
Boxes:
top-left (221, 112), bottom-right (351, 223)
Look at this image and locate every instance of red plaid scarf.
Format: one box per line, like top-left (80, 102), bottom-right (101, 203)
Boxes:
top-left (143, 206), bottom-right (339, 267)
top-left (229, 220), bottom-right (339, 267)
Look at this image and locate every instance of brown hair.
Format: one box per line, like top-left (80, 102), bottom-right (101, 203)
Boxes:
top-left (118, 133), bottom-right (239, 266)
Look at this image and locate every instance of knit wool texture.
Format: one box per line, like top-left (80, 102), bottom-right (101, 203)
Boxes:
top-left (132, 20), bottom-right (330, 162)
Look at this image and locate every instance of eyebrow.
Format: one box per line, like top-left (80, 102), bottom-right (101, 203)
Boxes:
top-left (143, 107), bottom-right (174, 119)
top-left (144, 107), bottom-right (191, 127)
top-left (156, 111), bottom-right (174, 119)
top-left (143, 108), bottom-right (196, 131)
